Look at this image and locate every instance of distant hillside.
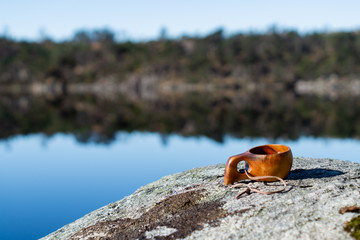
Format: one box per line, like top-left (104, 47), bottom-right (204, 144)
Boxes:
top-left (1, 28), bottom-right (360, 87)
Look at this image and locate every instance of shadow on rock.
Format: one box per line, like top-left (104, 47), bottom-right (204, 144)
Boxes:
top-left (287, 168), bottom-right (344, 180)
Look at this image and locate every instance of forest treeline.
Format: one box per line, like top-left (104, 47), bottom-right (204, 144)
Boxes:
top-left (1, 28), bottom-right (360, 85)
top-left (1, 28), bottom-right (360, 142)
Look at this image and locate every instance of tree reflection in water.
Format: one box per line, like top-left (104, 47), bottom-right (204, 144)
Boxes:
top-left (1, 89), bottom-right (359, 143)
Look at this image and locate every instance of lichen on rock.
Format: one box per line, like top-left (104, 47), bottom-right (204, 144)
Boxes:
top-left (69, 189), bottom-right (233, 240)
top-left (345, 215), bottom-right (360, 240)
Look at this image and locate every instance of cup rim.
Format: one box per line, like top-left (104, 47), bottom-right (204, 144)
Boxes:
top-left (249, 144), bottom-right (291, 155)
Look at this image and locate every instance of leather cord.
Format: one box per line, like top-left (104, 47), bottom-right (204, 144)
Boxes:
top-left (230, 170), bottom-right (287, 199)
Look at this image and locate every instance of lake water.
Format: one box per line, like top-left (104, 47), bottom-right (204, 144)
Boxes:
top-left (1, 132), bottom-right (360, 240)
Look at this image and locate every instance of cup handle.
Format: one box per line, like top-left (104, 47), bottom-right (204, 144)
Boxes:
top-left (224, 152), bottom-right (253, 185)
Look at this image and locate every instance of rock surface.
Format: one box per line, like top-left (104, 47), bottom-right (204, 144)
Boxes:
top-left (41, 157), bottom-right (360, 240)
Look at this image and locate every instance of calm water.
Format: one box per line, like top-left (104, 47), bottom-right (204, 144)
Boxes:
top-left (1, 132), bottom-right (360, 240)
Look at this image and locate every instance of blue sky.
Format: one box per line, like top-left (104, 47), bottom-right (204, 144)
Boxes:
top-left (1, 0), bottom-right (360, 41)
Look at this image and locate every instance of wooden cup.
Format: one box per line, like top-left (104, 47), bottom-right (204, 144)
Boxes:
top-left (224, 144), bottom-right (293, 185)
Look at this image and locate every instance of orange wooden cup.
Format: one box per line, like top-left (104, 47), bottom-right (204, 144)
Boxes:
top-left (224, 144), bottom-right (293, 185)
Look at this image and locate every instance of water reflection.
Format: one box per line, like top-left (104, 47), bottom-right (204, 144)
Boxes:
top-left (0, 132), bottom-right (359, 240)
top-left (1, 89), bottom-right (360, 143)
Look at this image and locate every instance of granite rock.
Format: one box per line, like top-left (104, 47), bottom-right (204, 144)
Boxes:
top-left (40, 157), bottom-right (360, 240)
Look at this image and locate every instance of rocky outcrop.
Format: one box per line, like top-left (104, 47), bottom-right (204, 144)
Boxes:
top-left (40, 157), bottom-right (360, 240)
top-left (295, 75), bottom-right (360, 99)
